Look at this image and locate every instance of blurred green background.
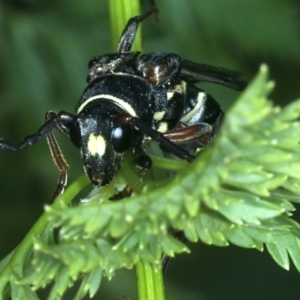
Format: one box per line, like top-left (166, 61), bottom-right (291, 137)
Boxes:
top-left (0, 0), bottom-right (300, 299)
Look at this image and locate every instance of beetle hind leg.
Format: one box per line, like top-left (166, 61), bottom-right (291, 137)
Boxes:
top-left (164, 123), bottom-right (214, 146)
top-left (117, 5), bottom-right (158, 53)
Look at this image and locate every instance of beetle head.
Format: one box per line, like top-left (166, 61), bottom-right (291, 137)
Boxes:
top-left (70, 107), bottom-right (135, 187)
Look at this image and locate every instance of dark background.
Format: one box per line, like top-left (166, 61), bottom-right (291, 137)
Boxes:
top-left (0, 0), bottom-right (300, 299)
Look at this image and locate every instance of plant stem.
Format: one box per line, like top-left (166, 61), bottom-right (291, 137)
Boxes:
top-left (108, 1), bottom-right (166, 299)
top-left (108, 0), bottom-right (142, 51)
top-left (136, 262), bottom-right (165, 300)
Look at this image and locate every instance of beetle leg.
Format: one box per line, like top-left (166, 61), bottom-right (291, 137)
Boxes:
top-left (45, 111), bottom-right (77, 201)
top-left (0, 111), bottom-right (75, 153)
top-left (163, 123), bottom-right (214, 146)
top-left (0, 119), bottom-right (57, 153)
top-left (109, 184), bottom-right (133, 201)
top-left (130, 117), bottom-right (195, 162)
top-left (110, 145), bottom-right (151, 201)
top-left (133, 144), bottom-right (152, 171)
top-left (117, 6), bottom-right (158, 53)
top-left (116, 113), bottom-right (195, 162)
top-left (46, 110), bottom-right (73, 138)
top-left (45, 129), bottom-right (69, 201)
top-left (0, 111), bottom-right (76, 201)
top-left (116, 115), bottom-right (194, 272)
top-left (162, 231), bottom-right (187, 273)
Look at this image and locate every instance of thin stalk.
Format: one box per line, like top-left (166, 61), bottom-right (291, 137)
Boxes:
top-left (136, 262), bottom-right (165, 300)
top-left (108, 0), bottom-right (142, 51)
top-left (108, 1), bottom-right (165, 299)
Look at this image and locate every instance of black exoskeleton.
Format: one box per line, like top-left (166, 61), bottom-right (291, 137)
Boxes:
top-left (0, 6), bottom-right (245, 201)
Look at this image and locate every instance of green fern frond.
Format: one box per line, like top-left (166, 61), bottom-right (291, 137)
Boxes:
top-left (0, 65), bottom-right (297, 299)
top-left (1, 45), bottom-right (300, 300)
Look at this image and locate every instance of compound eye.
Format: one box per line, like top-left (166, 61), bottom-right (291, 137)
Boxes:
top-left (111, 125), bottom-right (133, 153)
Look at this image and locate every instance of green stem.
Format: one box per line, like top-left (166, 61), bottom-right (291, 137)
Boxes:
top-left (136, 262), bottom-right (165, 300)
top-left (108, 1), bottom-right (165, 299)
top-left (108, 0), bottom-right (142, 51)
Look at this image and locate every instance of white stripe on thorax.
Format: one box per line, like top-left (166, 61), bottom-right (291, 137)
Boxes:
top-left (77, 94), bottom-right (137, 117)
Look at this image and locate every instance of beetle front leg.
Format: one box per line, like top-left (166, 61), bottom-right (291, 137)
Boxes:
top-left (46, 129), bottom-right (69, 201)
top-left (45, 111), bottom-right (76, 201)
top-left (0, 111), bottom-right (73, 153)
top-left (0, 118), bottom-right (57, 153)
top-left (0, 110), bottom-right (76, 201)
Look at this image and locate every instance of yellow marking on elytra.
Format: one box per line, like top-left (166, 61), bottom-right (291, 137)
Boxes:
top-left (154, 111), bottom-right (166, 121)
top-left (167, 91), bottom-right (175, 100)
top-left (180, 92), bottom-right (206, 123)
top-left (157, 122), bottom-right (168, 133)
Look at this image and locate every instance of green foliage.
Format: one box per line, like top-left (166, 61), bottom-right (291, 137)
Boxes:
top-left (1, 65), bottom-right (300, 299)
top-left (108, 0), bottom-right (142, 51)
top-left (160, 0), bottom-right (300, 61)
top-left (0, 0), bottom-right (300, 299)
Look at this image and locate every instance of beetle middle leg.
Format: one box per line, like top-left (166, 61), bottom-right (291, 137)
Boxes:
top-left (110, 145), bottom-right (151, 201)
